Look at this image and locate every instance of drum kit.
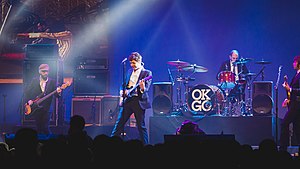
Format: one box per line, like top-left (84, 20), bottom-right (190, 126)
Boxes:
top-left (166, 58), bottom-right (272, 117)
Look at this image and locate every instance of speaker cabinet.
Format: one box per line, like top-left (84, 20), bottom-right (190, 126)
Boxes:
top-left (71, 96), bottom-right (101, 125)
top-left (25, 44), bottom-right (58, 59)
top-left (71, 96), bottom-right (121, 126)
top-left (73, 70), bottom-right (109, 95)
top-left (22, 59), bottom-right (59, 126)
top-left (152, 82), bottom-right (173, 115)
top-left (99, 96), bottom-right (120, 126)
top-left (252, 81), bottom-right (273, 116)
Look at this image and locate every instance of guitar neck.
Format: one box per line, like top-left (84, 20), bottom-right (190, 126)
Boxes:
top-left (284, 75), bottom-right (290, 99)
top-left (36, 90), bottom-right (57, 105)
top-left (127, 75), bottom-right (152, 94)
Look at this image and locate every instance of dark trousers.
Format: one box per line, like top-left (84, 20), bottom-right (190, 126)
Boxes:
top-left (279, 101), bottom-right (300, 149)
top-left (111, 97), bottom-right (148, 145)
top-left (34, 109), bottom-right (51, 134)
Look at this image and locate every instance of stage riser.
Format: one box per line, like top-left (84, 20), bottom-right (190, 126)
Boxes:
top-left (149, 116), bottom-right (278, 146)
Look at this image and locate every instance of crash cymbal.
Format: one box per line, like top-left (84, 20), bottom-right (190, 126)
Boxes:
top-left (255, 60), bottom-right (271, 64)
top-left (182, 64), bottom-right (208, 73)
top-left (167, 59), bottom-right (190, 67)
top-left (233, 58), bottom-right (253, 64)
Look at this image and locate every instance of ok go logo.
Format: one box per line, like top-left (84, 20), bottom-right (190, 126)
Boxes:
top-left (190, 88), bottom-right (213, 112)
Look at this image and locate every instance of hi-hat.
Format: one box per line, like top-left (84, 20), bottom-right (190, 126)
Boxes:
top-left (167, 59), bottom-right (190, 67)
top-left (182, 64), bottom-right (208, 73)
top-left (255, 60), bottom-right (271, 65)
top-left (233, 58), bottom-right (253, 64)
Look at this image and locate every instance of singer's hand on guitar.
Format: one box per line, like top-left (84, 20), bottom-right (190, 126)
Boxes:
top-left (139, 79), bottom-right (145, 92)
top-left (56, 87), bottom-right (62, 94)
top-left (282, 98), bottom-right (290, 108)
top-left (282, 81), bottom-right (291, 91)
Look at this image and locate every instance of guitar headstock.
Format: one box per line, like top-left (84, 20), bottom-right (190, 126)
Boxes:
top-left (284, 75), bottom-right (288, 82)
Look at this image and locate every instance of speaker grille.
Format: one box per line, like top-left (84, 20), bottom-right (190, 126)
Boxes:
top-left (71, 96), bottom-right (101, 125)
top-left (252, 81), bottom-right (273, 115)
top-left (152, 82), bottom-right (173, 115)
top-left (73, 70), bottom-right (109, 95)
top-left (100, 96), bottom-right (120, 126)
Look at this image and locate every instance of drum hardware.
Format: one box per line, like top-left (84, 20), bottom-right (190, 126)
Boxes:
top-left (167, 60), bottom-right (209, 116)
top-left (167, 60), bottom-right (192, 115)
top-left (242, 72), bottom-right (257, 116)
top-left (255, 59), bottom-right (271, 81)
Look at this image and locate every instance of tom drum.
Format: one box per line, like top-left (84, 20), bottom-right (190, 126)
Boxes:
top-left (218, 71), bottom-right (236, 89)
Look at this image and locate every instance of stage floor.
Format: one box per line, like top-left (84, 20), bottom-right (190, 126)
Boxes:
top-left (149, 115), bottom-right (279, 146)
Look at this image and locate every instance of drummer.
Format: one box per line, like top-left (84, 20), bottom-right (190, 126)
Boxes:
top-left (217, 49), bottom-right (249, 100)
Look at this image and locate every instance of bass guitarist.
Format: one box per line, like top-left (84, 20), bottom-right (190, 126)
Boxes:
top-left (279, 56), bottom-right (300, 151)
top-left (24, 63), bottom-right (62, 134)
top-left (111, 52), bottom-right (152, 145)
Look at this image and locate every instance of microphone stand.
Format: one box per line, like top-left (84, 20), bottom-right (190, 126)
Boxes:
top-left (274, 65), bottom-right (282, 145)
top-left (91, 95), bottom-right (97, 126)
top-left (121, 59), bottom-right (127, 138)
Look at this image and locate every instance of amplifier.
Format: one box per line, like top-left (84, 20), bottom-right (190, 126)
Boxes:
top-left (25, 44), bottom-right (58, 59)
top-left (71, 96), bottom-right (102, 125)
top-left (76, 57), bottom-right (108, 70)
top-left (73, 70), bottom-right (109, 95)
top-left (71, 95), bottom-right (122, 126)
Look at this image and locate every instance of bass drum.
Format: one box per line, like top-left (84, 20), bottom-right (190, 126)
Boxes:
top-left (187, 84), bottom-right (225, 115)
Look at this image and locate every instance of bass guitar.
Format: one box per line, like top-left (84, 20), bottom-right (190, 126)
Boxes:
top-left (282, 75), bottom-right (290, 108)
top-left (24, 82), bottom-right (71, 116)
top-left (119, 75), bottom-right (152, 106)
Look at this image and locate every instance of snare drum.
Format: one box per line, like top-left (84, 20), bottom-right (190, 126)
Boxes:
top-left (218, 71), bottom-right (236, 89)
top-left (187, 84), bottom-right (225, 115)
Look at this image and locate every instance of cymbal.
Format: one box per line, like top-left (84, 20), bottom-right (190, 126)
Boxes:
top-left (182, 64), bottom-right (208, 73)
top-left (167, 59), bottom-right (190, 67)
top-left (233, 58), bottom-right (253, 64)
top-left (243, 72), bottom-right (256, 76)
top-left (255, 60), bottom-right (271, 64)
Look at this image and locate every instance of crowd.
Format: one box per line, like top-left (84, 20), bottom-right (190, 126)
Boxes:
top-left (0, 115), bottom-right (299, 168)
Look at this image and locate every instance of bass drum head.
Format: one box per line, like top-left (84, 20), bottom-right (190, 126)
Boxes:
top-left (187, 84), bottom-right (225, 116)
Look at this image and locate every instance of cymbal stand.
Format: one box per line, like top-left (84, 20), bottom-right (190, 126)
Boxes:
top-left (173, 71), bottom-right (190, 115)
top-left (245, 76), bottom-right (253, 116)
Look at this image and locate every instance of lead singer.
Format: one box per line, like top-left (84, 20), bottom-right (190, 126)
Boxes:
top-left (111, 52), bottom-right (152, 145)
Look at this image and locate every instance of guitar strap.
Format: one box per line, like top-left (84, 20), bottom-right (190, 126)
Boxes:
top-left (291, 72), bottom-right (299, 86)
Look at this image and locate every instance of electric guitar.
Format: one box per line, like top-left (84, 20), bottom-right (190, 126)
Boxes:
top-left (119, 76), bottom-right (152, 106)
top-left (24, 82), bottom-right (71, 116)
top-left (282, 75), bottom-right (290, 108)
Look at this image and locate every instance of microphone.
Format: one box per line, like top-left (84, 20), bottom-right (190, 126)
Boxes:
top-left (121, 58), bottom-right (127, 64)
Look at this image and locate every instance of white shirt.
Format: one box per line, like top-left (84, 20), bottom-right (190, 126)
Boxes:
top-left (40, 76), bottom-right (48, 93)
top-left (230, 62), bottom-right (239, 81)
top-left (128, 67), bottom-right (142, 87)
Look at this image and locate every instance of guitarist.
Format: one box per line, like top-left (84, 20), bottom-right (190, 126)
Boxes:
top-left (24, 63), bottom-right (62, 134)
top-left (111, 52), bottom-right (152, 145)
top-left (279, 56), bottom-right (300, 151)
